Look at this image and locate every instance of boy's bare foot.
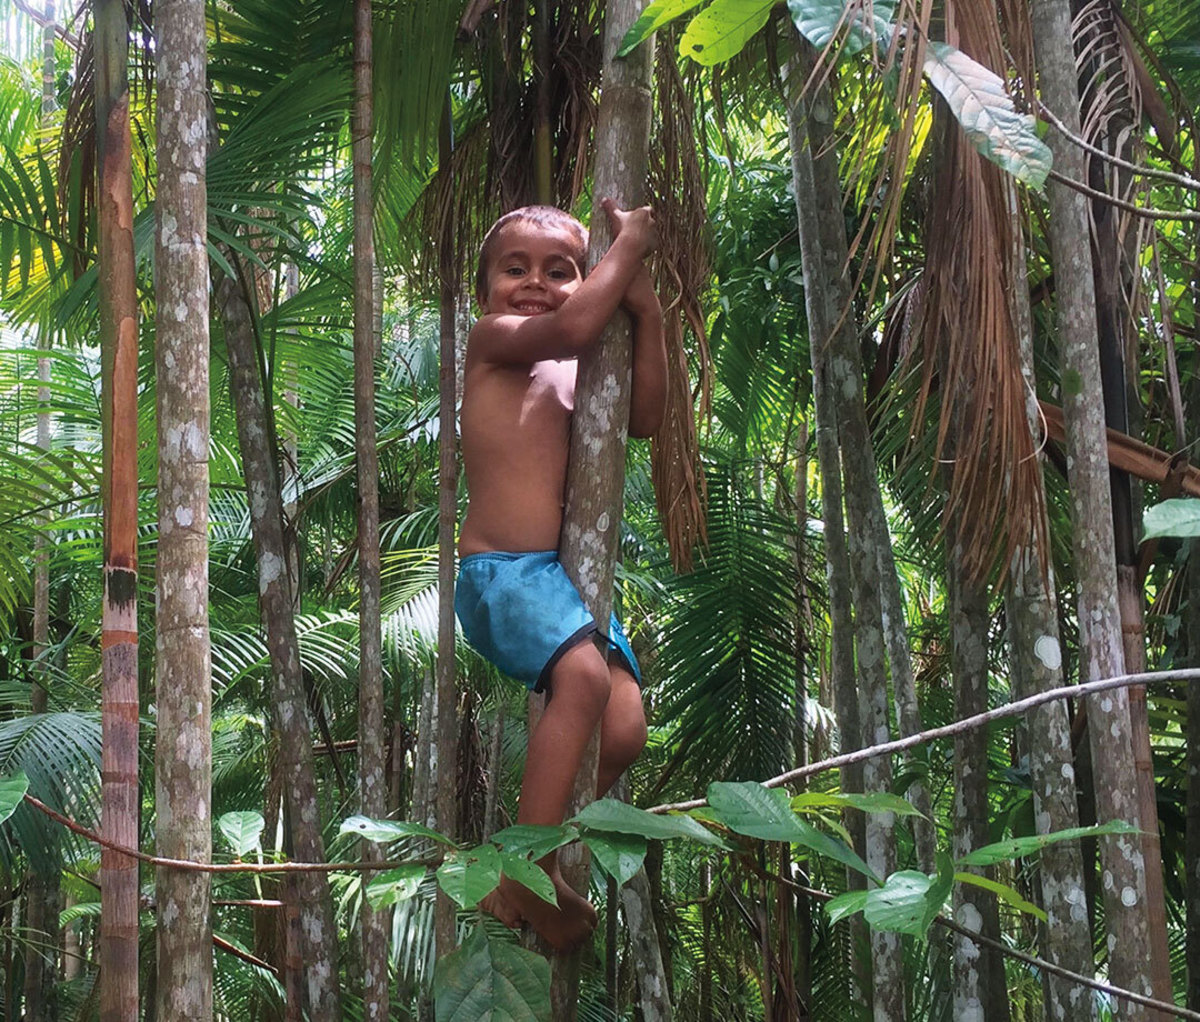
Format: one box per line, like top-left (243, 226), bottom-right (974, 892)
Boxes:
top-left (479, 887), bottom-right (523, 929)
top-left (499, 873), bottom-right (597, 952)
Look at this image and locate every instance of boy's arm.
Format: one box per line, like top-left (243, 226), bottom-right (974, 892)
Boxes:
top-left (625, 267), bottom-right (666, 439)
top-left (471, 202), bottom-right (656, 365)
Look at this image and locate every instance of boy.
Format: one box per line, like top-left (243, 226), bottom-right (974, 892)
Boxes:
top-left (454, 200), bottom-right (666, 950)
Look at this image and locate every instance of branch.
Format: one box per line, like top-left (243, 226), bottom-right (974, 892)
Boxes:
top-left (1037, 100), bottom-right (1200, 193)
top-left (1046, 168), bottom-right (1200, 222)
top-left (11, 0), bottom-right (80, 49)
top-left (650, 667), bottom-right (1200, 812)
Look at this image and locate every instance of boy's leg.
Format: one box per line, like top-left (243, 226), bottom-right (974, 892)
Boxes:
top-left (597, 665), bottom-right (647, 798)
top-left (495, 639), bottom-right (612, 950)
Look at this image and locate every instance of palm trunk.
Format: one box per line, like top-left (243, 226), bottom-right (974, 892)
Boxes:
top-left (548, 2), bottom-right (655, 1017)
top-left (1002, 168), bottom-right (1096, 1022)
top-left (24, 8), bottom-right (58, 1019)
top-left (1030, 3), bottom-right (1153, 1013)
top-left (214, 259), bottom-right (341, 1022)
top-left (947, 538), bottom-right (1008, 1022)
top-left (94, 2), bottom-right (140, 1017)
top-left (785, 33), bottom-right (903, 1022)
top-left (153, 0), bottom-right (212, 1015)
top-left (352, 2), bottom-right (389, 1017)
top-left (434, 90), bottom-right (460, 960)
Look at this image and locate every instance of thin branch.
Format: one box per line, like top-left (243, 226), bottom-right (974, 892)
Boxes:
top-left (213, 934), bottom-right (280, 977)
top-left (11, 0), bottom-right (81, 48)
top-left (1038, 100), bottom-right (1200, 192)
top-left (780, 877), bottom-right (1200, 1021)
top-left (1046, 168), bottom-right (1200, 222)
top-left (650, 668), bottom-right (1200, 812)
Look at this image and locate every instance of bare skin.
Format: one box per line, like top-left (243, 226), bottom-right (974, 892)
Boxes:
top-left (459, 202), bottom-right (665, 949)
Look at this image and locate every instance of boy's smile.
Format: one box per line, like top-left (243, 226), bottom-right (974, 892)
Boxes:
top-left (479, 221), bottom-right (584, 317)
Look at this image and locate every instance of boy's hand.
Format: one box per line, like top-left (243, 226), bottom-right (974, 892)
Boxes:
top-left (600, 198), bottom-right (657, 260)
top-left (622, 265), bottom-right (660, 320)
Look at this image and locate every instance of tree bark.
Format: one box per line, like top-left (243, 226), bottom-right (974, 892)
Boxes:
top-left (94, 1), bottom-right (140, 1016)
top-left (434, 89), bottom-right (460, 960)
top-left (1186, 538), bottom-right (1200, 1011)
top-left (1031, 2), bottom-right (1153, 1013)
top-left (541, 1), bottom-right (655, 1018)
top-left (1003, 172), bottom-right (1096, 1021)
top-left (352, 2), bottom-right (389, 1017)
top-left (785, 33), bottom-right (904, 1022)
top-left (214, 259), bottom-right (341, 1022)
top-left (153, 0), bottom-right (212, 1016)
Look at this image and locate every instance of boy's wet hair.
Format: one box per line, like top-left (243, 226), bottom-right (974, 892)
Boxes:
top-left (475, 206), bottom-right (588, 300)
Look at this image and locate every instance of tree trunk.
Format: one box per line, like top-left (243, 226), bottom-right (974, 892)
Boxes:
top-left (214, 259), bottom-right (341, 1022)
top-left (785, 33), bottom-right (904, 1022)
top-left (24, 8), bottom-right (59, 1019)
top-left (947, 538), bottom-right (1008, 1022)
top-left (434, 89), bottom-right (459, 960)
top-left (351, 2), bottom-right (389, 1017)
top-left (1030, 3), bottom-right (1153, 1013)
top-left (1002, 161), bottom-right (1096, 1022)
top-left (153, 0), bottom-right (212, 1016)
top-left (94, 1), bottom-right (140, 1016)
top-left (1186, 538), bottom-right (1200, 1011)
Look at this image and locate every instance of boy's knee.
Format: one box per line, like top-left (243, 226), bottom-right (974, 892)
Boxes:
top-left (550, 643), bottom-right (612, 718)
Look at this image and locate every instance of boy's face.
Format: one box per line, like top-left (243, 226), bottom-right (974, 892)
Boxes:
top-left (478, 220), bottom-right (584, 316)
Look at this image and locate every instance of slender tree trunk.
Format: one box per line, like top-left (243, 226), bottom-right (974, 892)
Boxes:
top-left (434, 90), bottom-right (460, 962)
top-left (1031, 4), bottom-right (1153, 1013)
top-left (785, 33), bottom-right (904, 1022)
top-left (351, 2), bottom-right (389, 1017)
top-left (24, 8), bottom-right (58, 1018)
top-left (1186, 538), bottom-right (1200, 1011)
top-left (549, 2), bottom-right (655, 1018)
top-left (153, 0), bottom-right (212, 1016)
top-left (1001, 168), bottom-right (1097, 1022)
top-left (214, 260), bottom-right (341, 1022)
top-left (946, 537), bottom-right (1008, 1022)
top-left (94, 2), bottom-right (140, 1016)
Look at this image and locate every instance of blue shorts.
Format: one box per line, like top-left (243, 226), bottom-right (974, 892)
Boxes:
top-left (455, 550), bottom-right (641, 694)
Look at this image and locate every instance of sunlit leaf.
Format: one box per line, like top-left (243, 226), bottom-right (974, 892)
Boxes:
top-left (786, 0), bottom-right (897, 57)
top-left (574, 798), bottom-right (726, 847)
top-left (1142, 498), bottom-right (1200, 539)
top-left (217, 810), bottom-right (265, 858)
top-left (679, 0), bottom-right (775, 66)
top-left (365, 865), bottom-right (427, 909)
top-left (436, 845), bottom-right (501, 908)
top-left (617, 0), bottom-right (708, 56)
top-left (957, 820), bottom-right (1139, 867)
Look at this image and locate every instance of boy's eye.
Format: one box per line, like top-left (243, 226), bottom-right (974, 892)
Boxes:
top-left (548, 268), bottom-right (569, 280)
top-left (504, 266), bottom-right (524, 276)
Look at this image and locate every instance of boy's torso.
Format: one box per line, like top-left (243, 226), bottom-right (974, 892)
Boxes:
top-left (459, 354), bottom-right (576, 556)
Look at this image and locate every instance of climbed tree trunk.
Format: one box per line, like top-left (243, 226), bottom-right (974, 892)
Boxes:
top-left (153, 0), bottom-right (212, 1017)
top-left (549, 2), bottom-right (657, 1018)
top-left (94, 1), bottom-right (140, 1017)
top-left (434, 89), bottom-right (460, 961)
top-left (785, 32), bottom-right (904, 1022)
top-left (1186, 539), bottom-right (1200, 1011)
top-left (352, 2), bottom-right (389, 1018)
top-left (1003, 177), bottom-right (1096, 1021)
top-left (214, 260), bottom-right (341, 1022)
top-left (1031, 2), bottom-right (1153, 1013)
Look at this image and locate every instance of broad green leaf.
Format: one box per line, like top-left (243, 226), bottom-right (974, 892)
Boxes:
top-left (955, 872), bottom-right (1046, 922)
top-left (489, 824), bottom-right (575, 861)
top-left (0, 772), bottom-right (28, 826)
top-left (707, 782), bottom-right (875, 880)
top-left (365, 865), bottom-right (427, 909)
top-left (957, 820), bottom-right (1140, 867)
top-left (499, 852), bottom-right (558, 907)
top-left (437, 845), bottom-right (502, 908)
top-left (922, 41), bottom-right (1052, 189)
top-left (574, 798), bottom-right (726, 847)
top-left (617, 0), bottom-right (708, 56)
top-left (679, 0), bottom-right (774, 66)
top-left (826, 888), bottom-right (870, 925)
top-left (862, 852), bottom-right (954, 937)
top-left (217, 811), bottom-right (265, 858)
top-left (340, 814), bottom-right (456, 847)
top-left (792, 791), bottom-right (926, 818)
top-left (434, 926), bottom-right (550, 1022)
top-left (786, 0), bottom-right (896, 57)
top-left (709, 781), bottom-right (807, 840)
top-left (583, 832), bottom-right (648, 887)
top-left (1143, 498), bottom-right (1200, 539)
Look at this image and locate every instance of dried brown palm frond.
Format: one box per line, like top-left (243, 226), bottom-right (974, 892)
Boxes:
top-left (902, 0), bottom-right (1048, 583)
top-left (648, 46), bottom-right (710, 572)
